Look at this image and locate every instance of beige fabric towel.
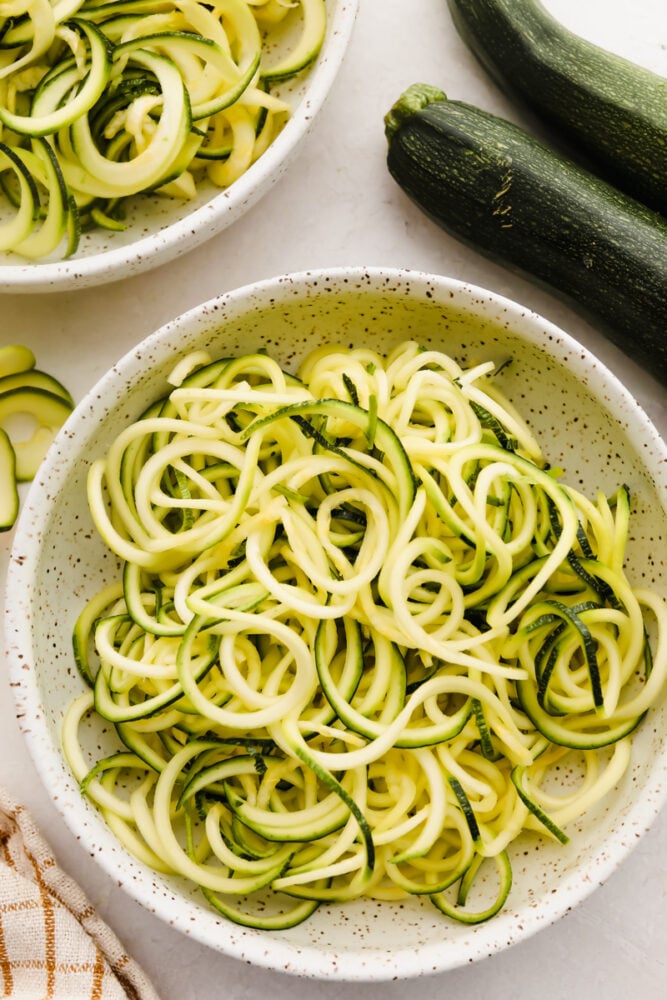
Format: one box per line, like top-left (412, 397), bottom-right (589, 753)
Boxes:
top-left (0, 786), bottom-right (160, 1000)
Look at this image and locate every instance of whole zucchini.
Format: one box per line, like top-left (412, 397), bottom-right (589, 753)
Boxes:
top-left (446, 0), bottom-right (667, 216)
top-left (384, 84), bottom-right (667, 383)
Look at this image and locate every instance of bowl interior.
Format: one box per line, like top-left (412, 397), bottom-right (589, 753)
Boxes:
top-left (7, 267), bottom-right (667, 979)
top-left (0, 1), bottom-right (358, 291)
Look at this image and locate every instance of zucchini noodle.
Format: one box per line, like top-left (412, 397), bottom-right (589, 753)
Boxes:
top-left (0, 0), bottom-right (326, 259)
top-left (63, 339), bottom-right (667, 927)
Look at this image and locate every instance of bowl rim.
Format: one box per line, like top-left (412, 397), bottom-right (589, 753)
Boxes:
top-left (0, 0), bottom-right (360, 294)
top-left (5, 265), bottom-right (667, 980)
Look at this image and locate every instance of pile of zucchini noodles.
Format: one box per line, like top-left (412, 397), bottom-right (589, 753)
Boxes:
top-left (63, 339), bottom-right (667, 928)
top-left (0, 0), bottom-right (326, 259)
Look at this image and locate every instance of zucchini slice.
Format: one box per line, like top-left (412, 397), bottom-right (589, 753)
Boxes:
top-left (0, 345), bottom-right (36, 379)
top-left (0, 428), bottom-right (19, 532)
top-left (0, 368), bottom-right (74, 406)
top-left (0, 363), bottom-right (75, 523)
top-left (0, 385), bottom-right (73, 429)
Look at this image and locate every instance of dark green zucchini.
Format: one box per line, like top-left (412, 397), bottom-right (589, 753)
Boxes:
top-left (446, 0), bottom-right (667, 216)
top-left (384, 84), bottom-right (667, 384)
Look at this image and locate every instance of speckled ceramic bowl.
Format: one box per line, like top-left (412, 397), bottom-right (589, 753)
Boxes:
top-left (0, 2), bottom-right (358, 293)
top-left (6, 267), bottom-right (667, 980)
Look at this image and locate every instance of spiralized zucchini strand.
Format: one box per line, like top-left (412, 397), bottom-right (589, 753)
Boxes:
top-left (63, 340), bottom-right (667, 928)
top-left (0, 0), bottom-right (327, 258)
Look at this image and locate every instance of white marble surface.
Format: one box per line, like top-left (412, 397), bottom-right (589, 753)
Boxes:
top-left (1, 1), bottom-right (666, 997)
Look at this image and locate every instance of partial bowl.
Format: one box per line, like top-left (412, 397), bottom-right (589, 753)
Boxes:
top-left (0, 2), bottom-right (358, 293)
top-left (6, 267), bottom-right (667, 980)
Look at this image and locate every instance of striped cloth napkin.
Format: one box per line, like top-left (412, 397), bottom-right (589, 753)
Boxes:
top-left (0, 786), bottom-right (160, 999)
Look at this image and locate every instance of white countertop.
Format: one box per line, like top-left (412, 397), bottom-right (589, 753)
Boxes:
top-left (1, 1), bottom-right (666, 997)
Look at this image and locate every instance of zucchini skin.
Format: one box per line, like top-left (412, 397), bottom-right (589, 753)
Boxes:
top-left (385, 85), bottom-right (667, 384)
top-left (446, 0), bottom-right (667, 216)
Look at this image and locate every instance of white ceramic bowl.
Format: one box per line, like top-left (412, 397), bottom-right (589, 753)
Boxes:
top-left (6, 267), bottom-right (667, 980)
top-left (0, 2), bottom-right (358, 293)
